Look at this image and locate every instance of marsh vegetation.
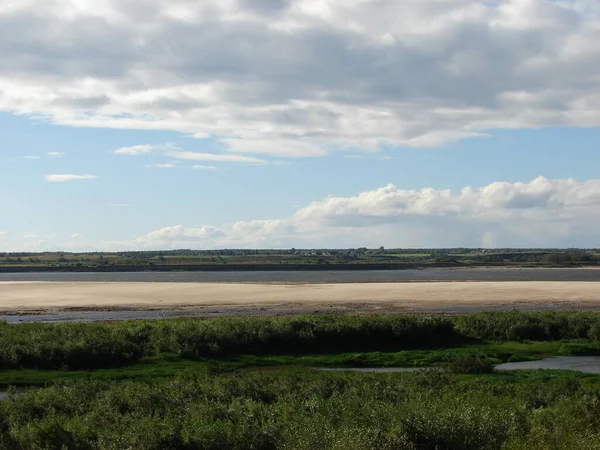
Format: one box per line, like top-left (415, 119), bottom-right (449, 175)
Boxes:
top-left (2, 311), bottom-right (600, 448)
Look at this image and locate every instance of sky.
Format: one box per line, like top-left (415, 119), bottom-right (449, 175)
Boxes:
top-left (1, 0), bottom-right (600, 251)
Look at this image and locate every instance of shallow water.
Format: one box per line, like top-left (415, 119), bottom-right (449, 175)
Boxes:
top-left (319, 356), bottom-right (600, 374)
top-left (495, 356), bottom-right (600, 373)
top-left (0, 268), bottom-right (599, 283)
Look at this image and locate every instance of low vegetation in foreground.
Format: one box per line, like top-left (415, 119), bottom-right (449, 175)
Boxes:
top-left (2, 311), bottom-right (600, 448)
top-left (4, 370), bottom-right (600, 449)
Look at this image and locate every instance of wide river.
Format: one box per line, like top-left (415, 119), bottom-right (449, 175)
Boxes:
top-left (1, 267), bottom-right (599, 283)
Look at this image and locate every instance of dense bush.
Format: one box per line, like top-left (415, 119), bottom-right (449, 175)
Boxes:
top-left (2, 311), bottom-right (600, 370)
top-left (2, 371), bottom-right (600, 449)
top-left (0, 315), bottom-right (460, 370)
top-left (444, 355), bottom-right (496, 374)
top-left (455, 311), bottom-right (600, 342)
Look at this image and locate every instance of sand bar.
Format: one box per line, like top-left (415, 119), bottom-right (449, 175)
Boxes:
top-left (0, 281), bottom-right (598, 313)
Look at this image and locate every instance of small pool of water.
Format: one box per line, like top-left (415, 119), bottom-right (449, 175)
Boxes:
top-left (319, 356), bottom-right (600, 374)
top-left (495, 356), bottom-right (600, 373)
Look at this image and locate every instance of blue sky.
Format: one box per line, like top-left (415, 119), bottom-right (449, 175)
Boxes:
top-left (1, 0), bottom-right (600, 250)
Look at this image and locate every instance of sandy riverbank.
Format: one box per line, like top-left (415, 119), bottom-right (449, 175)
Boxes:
top-left (0, 281), bottom-right (598, 315)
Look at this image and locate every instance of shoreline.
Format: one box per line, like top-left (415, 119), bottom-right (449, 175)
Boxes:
top-left (0, 263), bottom-right (597, 274)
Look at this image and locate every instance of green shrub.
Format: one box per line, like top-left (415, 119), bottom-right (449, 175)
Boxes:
top-left (444, 356), bottom-right (496, 374)
top-left (1, 371), bottom-right (599, 449)
top-left (589, 323), bottom-right (600, 343)
top-left (455, 311), bottom-right (600, 342)
top-left (0, 315), bottom-right (463, 370)
top-left (2, 311), bottom-right (600, 371)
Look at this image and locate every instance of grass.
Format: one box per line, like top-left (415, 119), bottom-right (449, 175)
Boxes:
top-left (1, 339), bottom-right (598, 388)
top-left (0, 312), bottom-right (599, 389)
top-left (0, 357), bottom-right (211, 388)
top-left (0, 311), bottom-right (600, 375)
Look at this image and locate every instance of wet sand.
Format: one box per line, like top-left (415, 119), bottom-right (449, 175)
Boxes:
top-left (0, 282), bottom-right (598, 321)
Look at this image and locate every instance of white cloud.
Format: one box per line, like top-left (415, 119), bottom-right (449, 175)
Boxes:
top-left (23, 232), bottom-right (38, 239)
top-left (115, 143), bottom-right (264, 166)
top-left (167, 151), bottom-right (268, 165)
top-left (23, 156), bottom-right (41, 159)
top-left (221, 138), bottom-right (328, 158)
top-left (45, 174), bottom-right (97, 182)
top-left (0, 1), bottom-right (598, 157)
top-left (0, 231), bottom-right (6, 238)
top-left (47, 152), bottom-right (65, 157)
top-left (70, 233), bottom-right (80, 238)
top-left (138, 225), bottom-right (226, 244)
top-left (109, 204), bottom-right (132, 207)
top-left (132, 176), bottom-right (600, 249)
top-left (192, 165), bottom-right (217, 170)
top-left (114, 144), bottom-right (154, 155)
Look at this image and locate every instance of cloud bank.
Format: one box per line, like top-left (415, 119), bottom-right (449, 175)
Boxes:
top-left (0, 0), bottom-right (599, 158)
top-left (4, 176), bottom-right (600, 250)
top-left (133, 176), bottom-right (600, 249)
